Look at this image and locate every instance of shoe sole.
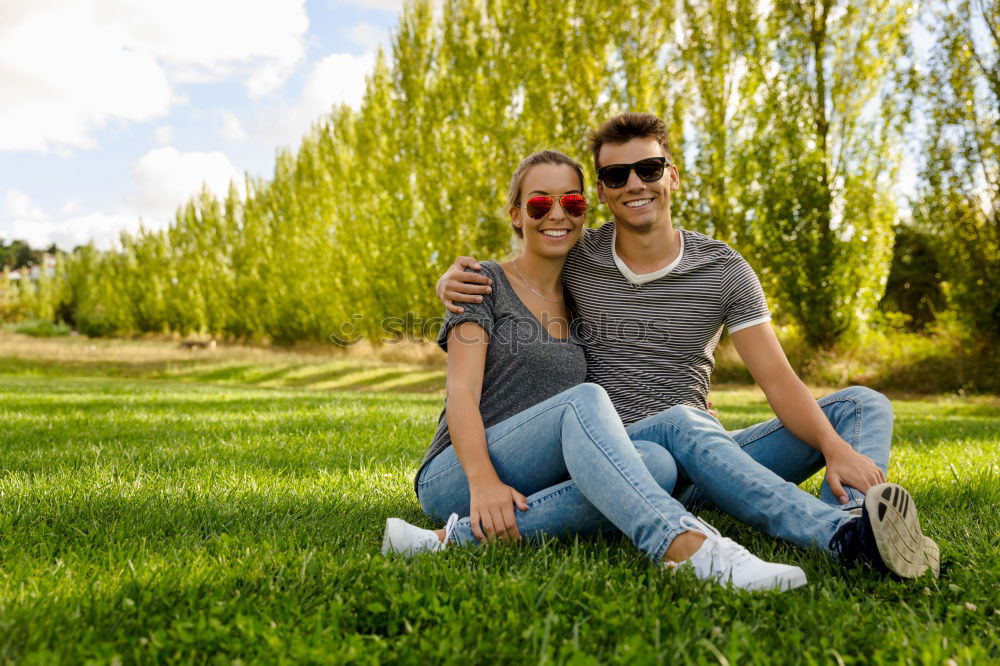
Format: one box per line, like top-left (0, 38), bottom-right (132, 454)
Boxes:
top-left (666, 562), bottom-right (809, 593)
top-left (743, 568), bottom-right (809, 593)
top-left (381, 518), bottom-right (408, 556)
top-left (865, 483), bottom-right (940, 578)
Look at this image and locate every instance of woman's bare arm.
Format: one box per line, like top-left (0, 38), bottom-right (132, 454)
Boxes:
top-left (445, 322), bottom-right (529, 540)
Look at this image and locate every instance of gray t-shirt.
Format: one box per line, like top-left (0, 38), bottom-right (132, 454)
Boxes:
top-left (562, 223), bottom-right (770, 425)
top-left (415, 260), bottom-right (588, 495)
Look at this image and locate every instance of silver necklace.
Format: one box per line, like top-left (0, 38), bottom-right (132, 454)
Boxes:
top-left (512, 257), bottom-right (563, 303)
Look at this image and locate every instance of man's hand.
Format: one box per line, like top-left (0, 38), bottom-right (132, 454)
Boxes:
top-left (824, 445), bottom-right (886, 504)
top-left (436, 256), bottom-right (492, 314)
top-left (469, 477), bottom-right (529, 542)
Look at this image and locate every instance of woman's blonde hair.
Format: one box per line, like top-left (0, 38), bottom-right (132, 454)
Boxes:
top-left (504, 150), bottom-right (585, 238)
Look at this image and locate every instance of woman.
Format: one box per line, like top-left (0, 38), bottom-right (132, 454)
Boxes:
top-left (382, 151), bottom-right (807, 591)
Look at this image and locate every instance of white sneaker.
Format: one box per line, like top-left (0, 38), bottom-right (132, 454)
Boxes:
top-left (664, 516), bottom-right (808, 592)
top-left (381, 514), bottom-right (459, 557)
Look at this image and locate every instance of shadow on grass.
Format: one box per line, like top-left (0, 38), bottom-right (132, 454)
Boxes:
top-left (0, 355), bottom-right (446, 394)
top-left (281, 365), bottom-right (366, 387)
top-left (242, 363), bottom-right (312, 384)
top-left (396, 374), bottom-right (451, 393)
top-left (0, 356), bottom-right (207, 378)
top-left (338, 370), bottom-right (412, 389)
top-left (174, 364), bottom-right (261, 382)
top-left (0, 380), bottom-right (441, 412)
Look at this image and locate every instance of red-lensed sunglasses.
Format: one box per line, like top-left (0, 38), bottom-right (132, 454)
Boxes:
top-left (519, 193), bottom-right (588, 220)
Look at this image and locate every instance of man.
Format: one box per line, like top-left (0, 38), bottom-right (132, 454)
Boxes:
top-left (435, 112), bottom-right (939, 578)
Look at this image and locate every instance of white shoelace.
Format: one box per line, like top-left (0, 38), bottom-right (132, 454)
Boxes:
top-left (428, 513), bottom-right (460, 552)
top-left (677, 515), bottom-right (756, 576)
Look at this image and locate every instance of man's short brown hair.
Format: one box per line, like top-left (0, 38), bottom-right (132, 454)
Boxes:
top-left (588, 112), bottom-right (675, 171)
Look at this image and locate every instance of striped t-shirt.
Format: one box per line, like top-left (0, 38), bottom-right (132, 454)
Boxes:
top-left (563, 222), bottom-right (770, 425)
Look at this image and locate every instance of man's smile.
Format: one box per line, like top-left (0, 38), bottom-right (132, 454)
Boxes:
top-left (624, 198), bottom-right (653, 208)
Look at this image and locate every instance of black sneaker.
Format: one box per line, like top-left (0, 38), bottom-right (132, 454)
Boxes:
top-left (829, 483), bottom-right (940, 578)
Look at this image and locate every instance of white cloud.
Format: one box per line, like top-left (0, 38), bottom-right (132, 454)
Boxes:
top-left (334, 0), bottom-right (406, 9)
top-left (302, 52), bottom-right (375, 115)
top-left (154, 126), bottom-right (173, 145)
top-left (127, 1), bottom-right (307, 82)
top-left (127, 0), bottom-right (309, 97)
top-left (1, 187), bottom-right (142, 249)
top-left (0, 3), bottom-right (172, 152)
top-left (0, 0), bottom-right (309, 153)
top-left (346, 21), bottom-right (390, 53)
top-left (126, 147), bottom-right (245, 223)
top-left (245, 64), bottom-right (291, 99)
top-left (3, 189), bottom-right (47, 221)
top-left (60, 198), bottom-right (81, 215)
top-left (220, 112), bottom-right (248, 142)
top-left (257, 51), bottom-right (376, 148)
top-left (1, 147), bottom-right (245, 250)
top-left (1, 210), bottom-right (144, 251)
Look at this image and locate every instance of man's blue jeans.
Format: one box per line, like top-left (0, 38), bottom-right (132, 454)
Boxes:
top-left (625, 386), bottom-right (893, 549)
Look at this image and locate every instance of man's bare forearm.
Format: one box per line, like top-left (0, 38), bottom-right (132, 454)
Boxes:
top-left (759, 372), bottom-right (849, 456)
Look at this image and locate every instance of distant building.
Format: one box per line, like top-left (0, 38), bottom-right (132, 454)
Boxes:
top-left (4, 253), bottom-right (56, 281)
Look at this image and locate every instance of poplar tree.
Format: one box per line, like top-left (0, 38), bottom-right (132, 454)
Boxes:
top-left (738, 0), bottom-right (913, 345)
top-left (913, 0), bottom-right (999, 340)
top-left (672, 0), bottom-right (757, 246)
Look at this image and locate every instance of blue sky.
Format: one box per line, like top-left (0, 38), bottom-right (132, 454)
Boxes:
top-left (0, 0), bottom-right (402, 250)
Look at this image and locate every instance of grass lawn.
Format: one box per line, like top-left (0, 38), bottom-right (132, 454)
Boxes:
top-left (0, 337), bottom-right (998, 663)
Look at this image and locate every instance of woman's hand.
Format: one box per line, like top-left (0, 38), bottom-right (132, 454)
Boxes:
top-left (469, 477), bottom-right (529, 542)
top-left (824, 444), bottom-right (886, 504)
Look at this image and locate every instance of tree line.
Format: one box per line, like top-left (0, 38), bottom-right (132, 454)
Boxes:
top-left (0, 240), bottom-right (58, 273)
top-left (3, 0), bottom-right (997, 349)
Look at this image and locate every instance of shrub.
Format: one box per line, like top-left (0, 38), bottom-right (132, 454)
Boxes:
top-left (14, 319), bottom-right (71, 338)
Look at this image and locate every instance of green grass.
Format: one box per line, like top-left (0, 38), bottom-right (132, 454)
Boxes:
top-left (0, 357), bottom-right (998, 663)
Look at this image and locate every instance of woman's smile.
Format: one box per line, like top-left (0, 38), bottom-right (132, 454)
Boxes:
top-left (539, 228), bottom-right (572, 239)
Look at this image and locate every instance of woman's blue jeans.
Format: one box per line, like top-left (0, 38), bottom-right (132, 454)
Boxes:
top-left (418, 383), bottom-right (691, 562)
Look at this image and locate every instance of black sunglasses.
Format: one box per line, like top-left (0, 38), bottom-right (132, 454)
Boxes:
top-left (596, 157), bottom-right (671, 189)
